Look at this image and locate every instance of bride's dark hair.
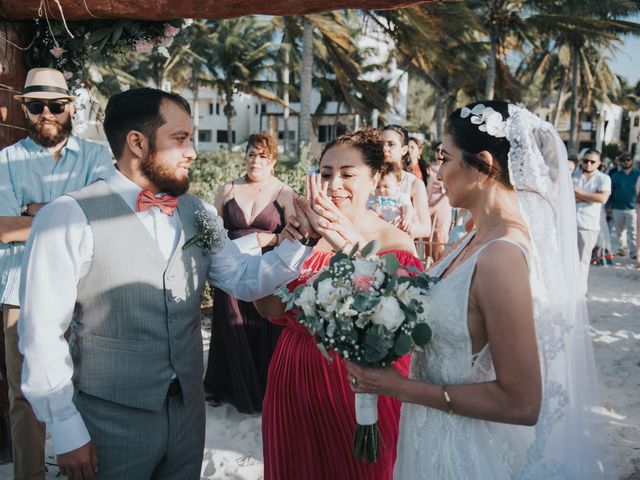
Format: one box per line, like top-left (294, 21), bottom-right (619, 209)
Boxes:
top-left (446, 100), bottom-right (512, 187)
top-left (320, 129), bottom-right (385, 175)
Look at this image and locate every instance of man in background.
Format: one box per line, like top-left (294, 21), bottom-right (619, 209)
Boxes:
top-left (573, 149), bottom-right (610, 292)
top-left (607, 153), bottom-right (640, 264)
top-left (0, 67), bottom-right (113, 479)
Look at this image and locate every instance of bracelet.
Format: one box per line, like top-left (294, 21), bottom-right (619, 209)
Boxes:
top-left (442, 385), bottom-right (453, 414)
top-left (299, 235), bottom-right (320, 247)
top-left (274, 233), bottom-right (280, 245)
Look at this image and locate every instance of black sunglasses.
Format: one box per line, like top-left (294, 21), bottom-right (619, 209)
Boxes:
top-left (582, 159), bottom-right (597, 164)
top-left (24, 100), bottom-right (69, 115)
top-left (620, 158), bottom-right (633, 163)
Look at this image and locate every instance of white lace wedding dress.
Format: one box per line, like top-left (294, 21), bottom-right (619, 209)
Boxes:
top-left (394, 233), bottom-right (534, 479)
top-left (394, 104), bottom-right (611, 479)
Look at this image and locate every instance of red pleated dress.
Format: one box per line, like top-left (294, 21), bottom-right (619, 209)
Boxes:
top-left (262, 249), bottom-right (423, 480)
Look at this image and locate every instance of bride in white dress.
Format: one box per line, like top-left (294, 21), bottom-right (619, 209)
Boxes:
top-left (346, 102), bottom-right (611, 479)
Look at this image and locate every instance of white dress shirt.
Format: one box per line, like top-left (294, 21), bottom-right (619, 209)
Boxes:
top-left (18, 170), bottom-right (309, 454)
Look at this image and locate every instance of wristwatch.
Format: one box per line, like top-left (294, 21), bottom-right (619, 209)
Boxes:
top-left (299, 235), bottom-right (320, 247)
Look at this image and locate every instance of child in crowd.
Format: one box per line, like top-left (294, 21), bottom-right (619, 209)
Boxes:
top-left (368, 161), bottom-right (415, 224)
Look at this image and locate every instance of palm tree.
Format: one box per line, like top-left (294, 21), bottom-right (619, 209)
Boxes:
top-left (467, 0), bottom-right (532, 100)
top-left (528, 0), bottom-right (640, 154)
top-left (206, 17), bottom-right (280, 150)
top-left (162, 21), bottom-right (218, 151)
top-left (275, 11), bottom-right (390, 154)
top-left (368, 3), bottom-right (485, 139)
top-left (299, 18), bottom-right (314, 149)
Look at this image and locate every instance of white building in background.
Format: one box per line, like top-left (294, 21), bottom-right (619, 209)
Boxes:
top-left (533, 96), bottom-right (624, 155)
top-left (628, 110), bottom-right (640, 158)
top-left (73, 22), bottom-right (408, 153)
top-left (181, 88), bottom-right (363, 154)
top-left (593, 102), bottom-right (623, 153)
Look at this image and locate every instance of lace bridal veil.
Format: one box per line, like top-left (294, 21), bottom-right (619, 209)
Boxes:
top-left (505, 105), bottom-right (612, 479)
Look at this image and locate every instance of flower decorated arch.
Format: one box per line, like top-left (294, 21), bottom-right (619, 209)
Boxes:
top-left (0, 0), bottom-right (432, 146)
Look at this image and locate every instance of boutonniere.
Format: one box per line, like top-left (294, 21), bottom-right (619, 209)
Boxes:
top-left (182, 210), bottom-right (225, 256)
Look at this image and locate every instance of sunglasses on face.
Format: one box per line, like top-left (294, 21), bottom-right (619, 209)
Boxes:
top-left (23, 100), bottom-right (69, 115)
top-left (582, 159), bottom-right (598, 165)
top-left (621, 158), bottom-right (633, 163)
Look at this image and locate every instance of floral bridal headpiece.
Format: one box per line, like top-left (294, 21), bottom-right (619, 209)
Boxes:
top-left (460, 104), bottom-right (508, 138)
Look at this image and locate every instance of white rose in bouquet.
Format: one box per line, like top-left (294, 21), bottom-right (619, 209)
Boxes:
top-left (295, 286), bottom-right (317, 318)
top-left (317, 278), bottom-right (339, 312)
top-left (353, 259), bottom-right (378, 277)
top-left (394, 282), bottom-right (412, 305)
top-left (370, 296), bottom-right (405, 332)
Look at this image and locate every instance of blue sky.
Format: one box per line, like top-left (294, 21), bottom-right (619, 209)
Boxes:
top-left (611, 34), bottom-right (640, 85)
top-left (610, 13), bottom-right (640, 85)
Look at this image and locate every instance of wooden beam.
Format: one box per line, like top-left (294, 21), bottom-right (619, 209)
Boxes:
top-left (0, 21), bottom-right (30, 149)
top-left (0, 0), bottom-right (431, 21)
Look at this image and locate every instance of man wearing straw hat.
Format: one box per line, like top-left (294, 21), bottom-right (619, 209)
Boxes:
top-left (0, 67), bottom-right (114, 479)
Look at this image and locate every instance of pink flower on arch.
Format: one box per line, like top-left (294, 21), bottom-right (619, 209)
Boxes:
top-left (134, 38), bottom-right (154, 54)
top-left (354, 275), bottom-right (374, 293)
top-left (164, 23), bottom-right (180, 37)
top-left (50, 46), bottom-right (66, 58)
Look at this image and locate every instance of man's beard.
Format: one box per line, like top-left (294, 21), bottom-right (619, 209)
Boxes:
top-left (140, 150), bottom-right (189, 197)
top-left (28, 116), bottom-right (72, 148)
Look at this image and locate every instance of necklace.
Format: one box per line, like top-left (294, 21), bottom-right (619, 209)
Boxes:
top-left (244, 174), bottom-right (271, 192)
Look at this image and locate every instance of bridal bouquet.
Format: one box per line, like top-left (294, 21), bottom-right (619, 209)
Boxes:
top-left (277, 240), bottom-right (434, 463)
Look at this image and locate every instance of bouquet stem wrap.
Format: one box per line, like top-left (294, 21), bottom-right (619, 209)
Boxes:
top-left (353, 393), bottom-right (380, 463)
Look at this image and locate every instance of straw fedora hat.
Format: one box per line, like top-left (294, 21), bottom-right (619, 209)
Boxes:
top-left (14, 68), bottom-right (76, 102)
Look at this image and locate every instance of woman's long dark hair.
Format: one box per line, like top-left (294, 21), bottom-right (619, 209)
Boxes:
top-left (446, 101), bottom-right (512, 187)
top-left (408, 137), bottom-right (430, 188)
top-left (382, 124), bottom-right (411, 169)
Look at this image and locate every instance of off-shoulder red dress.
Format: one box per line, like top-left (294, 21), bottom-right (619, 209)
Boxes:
top-left (262, 249), bottom-right (423, 480)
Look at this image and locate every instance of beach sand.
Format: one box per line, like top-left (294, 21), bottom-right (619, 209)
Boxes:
top-left (1, 257), bottom-right (638, 479)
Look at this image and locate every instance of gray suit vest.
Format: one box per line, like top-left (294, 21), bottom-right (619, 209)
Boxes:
top-left (68, 180), bottom-right (210, 411)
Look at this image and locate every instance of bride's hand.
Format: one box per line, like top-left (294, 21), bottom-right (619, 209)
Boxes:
top-left (344, 360), bottom-right (405, 397)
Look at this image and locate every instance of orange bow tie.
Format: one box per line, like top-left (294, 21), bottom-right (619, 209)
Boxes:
top-left (135, 189), bottom-right (179, 216)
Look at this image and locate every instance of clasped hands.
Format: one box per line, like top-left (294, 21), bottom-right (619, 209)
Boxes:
top-left (280, 173), bottom-right (366, 252)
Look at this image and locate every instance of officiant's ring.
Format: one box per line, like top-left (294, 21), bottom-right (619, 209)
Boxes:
top-left (350, 376), bottom-right (359, 388)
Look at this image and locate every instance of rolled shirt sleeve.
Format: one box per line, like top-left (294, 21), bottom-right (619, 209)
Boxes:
top-left (202, 200), bottom-right (310, 301)
top-left (18, 197), bottom-right (93, 454)
top-left (0, 149), bottom-right (24, 305)
top-left (208, 238), bottom-right (311, 301)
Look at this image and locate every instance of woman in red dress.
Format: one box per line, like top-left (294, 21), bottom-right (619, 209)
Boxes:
top-left (255, 130), bottom-right (422, 479)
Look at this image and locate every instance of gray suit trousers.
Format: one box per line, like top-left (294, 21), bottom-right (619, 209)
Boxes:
top-left (74, 389), bottom-right (205, 479)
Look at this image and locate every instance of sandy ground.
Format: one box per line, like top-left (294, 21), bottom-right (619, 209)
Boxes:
top-left (0, 257), bottom-right (638, 479)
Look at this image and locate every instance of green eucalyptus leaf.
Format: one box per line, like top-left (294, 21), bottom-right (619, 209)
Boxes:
top-left (394, 333), bottom-right (412, 356)
top-left (384, 254), bottom-right (400, 275)
top-left (384, 276), bottom-right (397, 295)
top-left (412, 322), bottom-right (433, 346)
top-left (363, 324), bottom-right (393, 364)
top-left (330, 251), bottom-right (348, 266)
top-left (111, 24), bottom-right (124, 44)
top-left (361, 240), bottom-right (381, 258)
top-left (88, 29), bottom-right (110, 44)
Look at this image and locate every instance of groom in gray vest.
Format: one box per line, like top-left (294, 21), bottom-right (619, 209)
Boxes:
top-left (18, 88), bottom-right (313, 479)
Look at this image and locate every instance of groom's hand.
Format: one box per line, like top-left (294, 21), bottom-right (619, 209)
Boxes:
top-left (57, 441), bottom-right (99, 480)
